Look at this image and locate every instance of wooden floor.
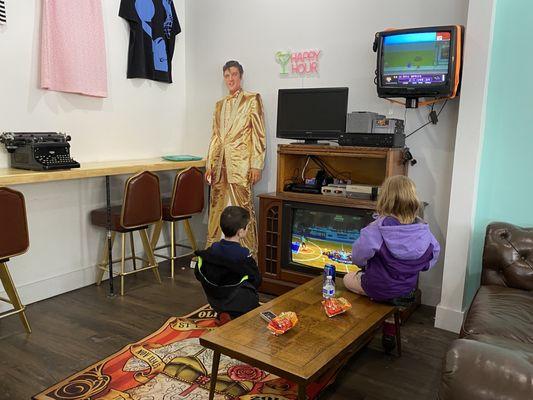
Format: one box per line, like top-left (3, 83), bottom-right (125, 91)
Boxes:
top-left (0, 260), bottom-right (456, 400)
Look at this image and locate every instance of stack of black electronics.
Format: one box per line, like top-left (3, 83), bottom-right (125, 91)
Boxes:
top-left (284, 170), bottom-right (328, 194)
top-left (339, 111), bottom-right (405, 148)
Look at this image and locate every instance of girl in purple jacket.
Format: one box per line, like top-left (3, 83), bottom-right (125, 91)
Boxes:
top-left (344, 176), bottom-right (440, 302)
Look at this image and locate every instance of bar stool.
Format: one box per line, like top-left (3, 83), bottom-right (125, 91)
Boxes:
top-left (91, 171), bottom-right (162, 296)
top-left (151, 167), bottom-right (204, 278)
top-left (0, 187), bottom-right (32, 334)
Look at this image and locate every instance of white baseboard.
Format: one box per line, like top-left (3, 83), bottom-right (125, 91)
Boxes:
top-left (0, 238), bottom-right (204, 313)
top-left (0, 264), bottom-right (98, 313)
top-left (435, 303), bottom-right (465, 333)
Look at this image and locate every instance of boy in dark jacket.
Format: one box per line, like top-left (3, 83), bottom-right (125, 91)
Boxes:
top-left (195, 206), bottom-right (262, 320)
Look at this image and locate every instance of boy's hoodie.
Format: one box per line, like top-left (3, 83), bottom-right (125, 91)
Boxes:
top-left (195, 239), bottom-right (261, 316)
top-left (352, 216), bottom-right (440, 301)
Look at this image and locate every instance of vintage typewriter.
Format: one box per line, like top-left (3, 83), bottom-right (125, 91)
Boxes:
top-left (0, 132), bottom-right (80, 171)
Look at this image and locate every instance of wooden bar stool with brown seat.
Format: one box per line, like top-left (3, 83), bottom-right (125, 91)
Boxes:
top-left (91, 171), bottom-right (162, 296)
top-left (0, 187), bottom-right (32, 334)
top-left (151, 167), bottom-right (204, 278)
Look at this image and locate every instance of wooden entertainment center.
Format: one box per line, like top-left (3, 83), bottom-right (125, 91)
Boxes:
top-left (258, 144), bottom-right (418, 319)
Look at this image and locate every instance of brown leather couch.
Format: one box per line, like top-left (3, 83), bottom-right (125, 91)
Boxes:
top-left (438, 222), bottom-right (533, 400)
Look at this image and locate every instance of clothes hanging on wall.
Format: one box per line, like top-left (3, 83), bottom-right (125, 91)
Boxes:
top-left (0, 1), bottom-right (6, 24)
top-left (119, 0), bottom-right (181, 83)
top-left (41, 0), bottom-right (108, 97)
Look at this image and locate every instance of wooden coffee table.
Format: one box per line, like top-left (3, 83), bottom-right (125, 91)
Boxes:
top-left (200, 276), bottom-right (400, 400)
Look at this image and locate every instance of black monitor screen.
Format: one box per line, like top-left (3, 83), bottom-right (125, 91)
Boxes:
top-left (277, 88), bottom-right (348, 139)
top-left (382, 31), bottom-right (450, 87)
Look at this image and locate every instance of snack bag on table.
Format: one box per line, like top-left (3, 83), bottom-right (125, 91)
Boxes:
top-left (322, 297), bottom-right (352, 317)
top-left (267, 311), bottom-right (298, 336)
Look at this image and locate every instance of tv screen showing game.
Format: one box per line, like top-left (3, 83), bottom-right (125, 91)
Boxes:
top-left (289, 208), bottom-right (371, 274)
top-left (382, 31), bottom-right (450, 87)
top-left (374, 25), bottom-right (463, 99)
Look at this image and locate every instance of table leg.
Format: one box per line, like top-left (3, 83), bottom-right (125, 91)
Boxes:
top-left (298, 383), bottom-right (307, 400)
top-left (106, 175), bottom-right (115, 297)
top-left (208, 350), bottom-right (220, 400)
top-left (394, 309), bottom-right (402, 357)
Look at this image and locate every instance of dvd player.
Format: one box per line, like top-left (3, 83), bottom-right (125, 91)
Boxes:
top-left (284, 183), bottom-right (322, 194)
top-left (338, 132), bottom-right (405, 148)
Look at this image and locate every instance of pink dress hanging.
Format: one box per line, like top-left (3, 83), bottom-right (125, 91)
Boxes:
top-left (41, 0), bottom-right (108, 97)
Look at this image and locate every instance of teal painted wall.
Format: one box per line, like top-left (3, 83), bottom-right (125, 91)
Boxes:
top-left (464, 0), bottom-right (533, 307)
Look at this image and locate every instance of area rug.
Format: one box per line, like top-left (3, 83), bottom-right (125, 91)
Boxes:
top-left (34, 305), bottom-right (337, 400)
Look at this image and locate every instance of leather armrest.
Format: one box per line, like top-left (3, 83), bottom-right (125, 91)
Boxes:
top-left (482, 222), bottom-right (533, 290)
top-left (438, 339), bottom-right (533, 400)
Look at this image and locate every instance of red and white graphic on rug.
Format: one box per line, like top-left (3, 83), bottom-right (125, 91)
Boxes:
top-left (34, 305), bottom-right (331, 400)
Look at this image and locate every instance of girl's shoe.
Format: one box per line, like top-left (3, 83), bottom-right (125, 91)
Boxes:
top-left (382, 317), bottom-right (396, 354)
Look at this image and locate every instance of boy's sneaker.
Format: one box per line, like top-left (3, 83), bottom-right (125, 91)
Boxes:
top-left (216, 312), bottom-right (232, 326)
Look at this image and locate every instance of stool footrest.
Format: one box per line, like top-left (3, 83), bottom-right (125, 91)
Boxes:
top-left (98, 262), bottom-right (157, 275)
top-left (99, 264), bottom-right (159, 278)
top-left (154, 251), bottom-right (195, 260)
top-left (0, 307), bottom-right (26, 319)
top-left (97, 256), bottom-right (148, 268)
top-left (154, 243), bottom-right (193, 251)
top-left (121, 265), bottom-right (159, 277)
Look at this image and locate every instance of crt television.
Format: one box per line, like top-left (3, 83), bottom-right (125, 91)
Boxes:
top-left (281, 201), bottom-right (374, 275)
top-left (374, 25), bottom-right (463, 100)
top-left (276, 87), bottom-right (348, 143)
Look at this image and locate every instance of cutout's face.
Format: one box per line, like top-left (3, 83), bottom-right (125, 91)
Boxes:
top-left (223, 67), bottom-right (242, 94)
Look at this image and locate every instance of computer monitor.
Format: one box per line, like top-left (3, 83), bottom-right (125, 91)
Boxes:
top-left (276, 87), bottom-right (348, 143)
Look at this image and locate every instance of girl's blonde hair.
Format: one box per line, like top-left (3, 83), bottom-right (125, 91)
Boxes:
top-left (376, 175), bottom-right (420, 224)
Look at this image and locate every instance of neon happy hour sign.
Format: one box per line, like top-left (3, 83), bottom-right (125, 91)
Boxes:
top-left (276, 50), bottom-right (321, 76)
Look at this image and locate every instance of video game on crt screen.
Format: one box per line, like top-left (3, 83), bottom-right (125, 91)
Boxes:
top-left (382, 31), bottom-right (450, 86)
top-left (290, 209), bottom-right (367, 274)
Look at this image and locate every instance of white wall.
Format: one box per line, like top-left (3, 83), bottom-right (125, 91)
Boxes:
top-left (435, 0), bottom-right (497, 332)
top-left (184, 0), bottom-right (468, 306)
top-left (0, 0), bottom-right (473, 313)
top-left (0, 0), bottom-right (205, 311)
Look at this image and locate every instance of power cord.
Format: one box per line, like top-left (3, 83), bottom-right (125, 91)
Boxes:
top-left (405, 99), bottom-right (448, 139)
top-left (403, 147), bottom-right (417, 166)
top-left (310, 156), bottom-right (351, 181)
top-left (301, 156), bottom-right (311, 181)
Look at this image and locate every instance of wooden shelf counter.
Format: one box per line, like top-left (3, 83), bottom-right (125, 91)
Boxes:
top-left (0, 157), bottom-right (206, 297)
top-left (0, 158), bottom-right (206, 186)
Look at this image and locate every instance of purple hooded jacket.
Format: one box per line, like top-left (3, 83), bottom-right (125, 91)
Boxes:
top-left (352, 216), bottom-right (440, 301)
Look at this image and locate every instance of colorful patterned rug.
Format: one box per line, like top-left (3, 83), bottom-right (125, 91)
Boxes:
top-left (34, 305), bottom-right (337, 400)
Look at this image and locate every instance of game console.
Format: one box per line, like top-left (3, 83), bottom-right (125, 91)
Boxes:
top-left (346, 184), bottom-right (380, 200)
top-left (371, 118), bottom-right (405, 135)
top-left (321, 184), bottom-right (346, 197)
top-left (346, 112), bottom-right (385, 133)
top-left (321, 183), bottom-right (380, 200)
top-left (342, 112), bottom-right (405, 148)
top-left (346, 112), bottom-right (404, 134)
